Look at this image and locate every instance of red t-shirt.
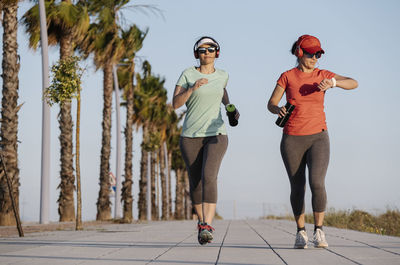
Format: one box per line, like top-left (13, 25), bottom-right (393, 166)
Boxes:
top-left (277, 67), bottom-right (335, 135)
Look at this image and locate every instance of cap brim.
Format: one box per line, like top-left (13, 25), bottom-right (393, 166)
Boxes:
top-left (197, 38), bottom-right (218, 48)
top-left (303, 47), bottom-right (325, 54)
top-left (199, 42), bottom-right (217, 47)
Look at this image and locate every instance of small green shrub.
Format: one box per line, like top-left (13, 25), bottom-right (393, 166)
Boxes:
top-left (264, 208), bottom-right (400, 237)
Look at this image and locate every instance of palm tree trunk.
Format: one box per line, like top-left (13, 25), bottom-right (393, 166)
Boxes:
top-left (96, 62), bottom-right (113, 220)
top-left (151, 151), bottom-right (157, 220)
top-left (184, 170), bottom-right (191, 220)
top-left (138, 126), bottom-right (148, 220)
top-left (122, 85), bottom-right (134, 223)
top-left (156, 151), bottom-right (160, 220)
top-left (167, 152), bottom-right (172, 219)
top-left (160, 146), bottom-right (167, 220)
top-left (57, 33), bottom-right (75, 222)
top-left (174, 169), bottom-right (184, 220)
top-left (0, 2), bottom-right (20, 226)
top-left (75, 89), bottom-right (82, 230)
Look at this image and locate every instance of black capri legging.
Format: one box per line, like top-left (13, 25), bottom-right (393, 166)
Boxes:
top-left (280, 131), bottom-right (330, 216)
top-left (179, 135), bottom-right (228, 204)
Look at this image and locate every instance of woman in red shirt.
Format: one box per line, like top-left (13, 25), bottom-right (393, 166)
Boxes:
top-left (268, 35), bottom-right (358, 249)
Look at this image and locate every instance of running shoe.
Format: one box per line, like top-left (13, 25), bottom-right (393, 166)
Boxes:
top-left (313, 228), bottom-right (328, 248)
top-left (197, 222), bottom-right (207, 245)
top-left (200, 223), bottom-right (215, 243)
top-left (294, 230), bottom-right (308, 249)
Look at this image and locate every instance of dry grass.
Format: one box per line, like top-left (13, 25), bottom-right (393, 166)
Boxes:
top-left (265, 208), bottom-right (400, 237)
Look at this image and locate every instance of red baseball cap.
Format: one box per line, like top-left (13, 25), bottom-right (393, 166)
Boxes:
top-left (298, 35), bottom-right (325, 54)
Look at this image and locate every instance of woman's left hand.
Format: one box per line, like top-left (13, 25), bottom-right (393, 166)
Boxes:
top-left (318, 78), bottom-right (334, 92)
top-left (235, 109), bottom-right (240, 120)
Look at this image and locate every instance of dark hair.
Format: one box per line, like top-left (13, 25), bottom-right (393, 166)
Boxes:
top-left (290, 41), bottom-right (297, 55)
top-left (291, 40), bottom-right (301, 65)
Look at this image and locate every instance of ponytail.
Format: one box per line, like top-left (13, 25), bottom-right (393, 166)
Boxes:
top-left (290, 41), bottom-right (297, 55)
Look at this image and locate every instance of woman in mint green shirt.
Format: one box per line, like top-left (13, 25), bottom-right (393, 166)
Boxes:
top-left (173, 36), bottom-right (239, 245)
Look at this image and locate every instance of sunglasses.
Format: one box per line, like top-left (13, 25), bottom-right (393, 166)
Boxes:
top-left (304, 51), bottom-right (322, 59)
top-left (197, 47), bottom-right (216, 54)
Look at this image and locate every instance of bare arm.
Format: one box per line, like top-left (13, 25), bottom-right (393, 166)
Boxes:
top-left (267, 84), bottom-right (287, 117)
top-left (335, 74), bottom-right (358, 90)
top-left (172, 78), bottom-right (208, 109)
top-left (222, 88), bottom-right (230, 106)
top-left (222, 88), bottom-right (240, 120)
top-left (318, 74), bottom-right (358, 91)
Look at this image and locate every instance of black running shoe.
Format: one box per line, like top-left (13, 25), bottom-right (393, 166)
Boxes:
top-left (197, 222), bottom-right (207, 245)
top-left (200, 223), bottom-right (215, 243)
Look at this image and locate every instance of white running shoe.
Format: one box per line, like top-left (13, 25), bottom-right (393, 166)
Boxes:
top-left (294, 230), bottom-right (308, 249)
top-left (313, 228), bottom-right (329, 248)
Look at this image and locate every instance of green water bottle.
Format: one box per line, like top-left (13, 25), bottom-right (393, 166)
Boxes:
top-left (226, 104), bottom-right (238, 127)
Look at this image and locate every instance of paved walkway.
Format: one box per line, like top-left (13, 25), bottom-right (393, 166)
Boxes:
top-left (0, 220), bottom-right (399, 265)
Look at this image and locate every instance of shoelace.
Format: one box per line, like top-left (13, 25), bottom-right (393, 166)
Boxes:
top-left (198, 223), bottom-right (215, 232)
top-left (198, 223), bottom-right (206, 231)
top-left (205, 224), bottom-right (215, 232)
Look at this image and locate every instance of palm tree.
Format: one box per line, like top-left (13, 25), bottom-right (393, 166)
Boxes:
top-left (133, 61), bottom-right (169, 220)
top-left (159, 142), bottom-right (167, 220)
top-left (118, 62), bottom-right (135, 223)
top-left (80, 0), bottom-right (152, 221)
top-left (158, 105), bottom-right (180, 220)
top-left (45, 56), bottom-right (84, 230)
top-left (150, 141), bottom-right (159, 220)
top-left (165, 106), bottom-right (181, 219)
top-left (173, 160), bottom-right (185, 220)
top-left (79, 0), bottom-right (131, 220)
top-left (116, 25), bottom-right (146, 223)
top-left (22, 0), bottom-right (89, 222)
top-left (170, 124), bottom-right (186, 220)
top-left (0, 0), bottom-right (21, 226)
top-left (184, 170), bottom-right (192, 219)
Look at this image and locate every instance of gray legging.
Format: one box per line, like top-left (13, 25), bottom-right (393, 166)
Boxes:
top-left (280, 131), bottom-right (330, 216)
top-left (179, 135), bottom-right (228, 204)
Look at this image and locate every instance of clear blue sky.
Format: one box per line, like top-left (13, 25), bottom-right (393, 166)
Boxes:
top-left (1, 0), bottom-right (399, 221)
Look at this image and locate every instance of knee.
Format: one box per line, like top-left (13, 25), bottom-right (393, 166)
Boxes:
top-left (310, 182), bottom-right (325, 193)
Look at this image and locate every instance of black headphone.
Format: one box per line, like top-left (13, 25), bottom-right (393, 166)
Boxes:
top-left (193, 36), bottom-right (220, 59)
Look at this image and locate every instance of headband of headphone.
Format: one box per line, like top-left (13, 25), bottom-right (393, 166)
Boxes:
top-left (193, 36), bottom-right (220, 59)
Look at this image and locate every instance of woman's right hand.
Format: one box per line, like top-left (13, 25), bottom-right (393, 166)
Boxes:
top-left (192, 78), bottom-right (208, 91)
top-left (278, 105), bottom-right (287, 118)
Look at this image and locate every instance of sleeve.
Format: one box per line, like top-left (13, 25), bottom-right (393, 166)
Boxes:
top-left (322, 69), bottom-right (335, 79)
top-left (277, 72), bottom-right (288, 90)
top-left (176, 71), bottom-right (188, 89)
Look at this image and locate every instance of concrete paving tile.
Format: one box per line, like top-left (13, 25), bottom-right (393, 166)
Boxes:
top-left (0, 220), bottom-right (399, 265)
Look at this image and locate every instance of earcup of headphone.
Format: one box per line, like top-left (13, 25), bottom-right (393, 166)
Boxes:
top-left (194, 51), bottom-right (199, 59)
top-left (216, 50), bottom-right (220, 58)
top-left (295, 46), bottom-right (303, 57)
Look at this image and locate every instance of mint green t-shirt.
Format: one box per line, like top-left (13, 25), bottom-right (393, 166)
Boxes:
top-left (176, 66), bottom-right (228, 138)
